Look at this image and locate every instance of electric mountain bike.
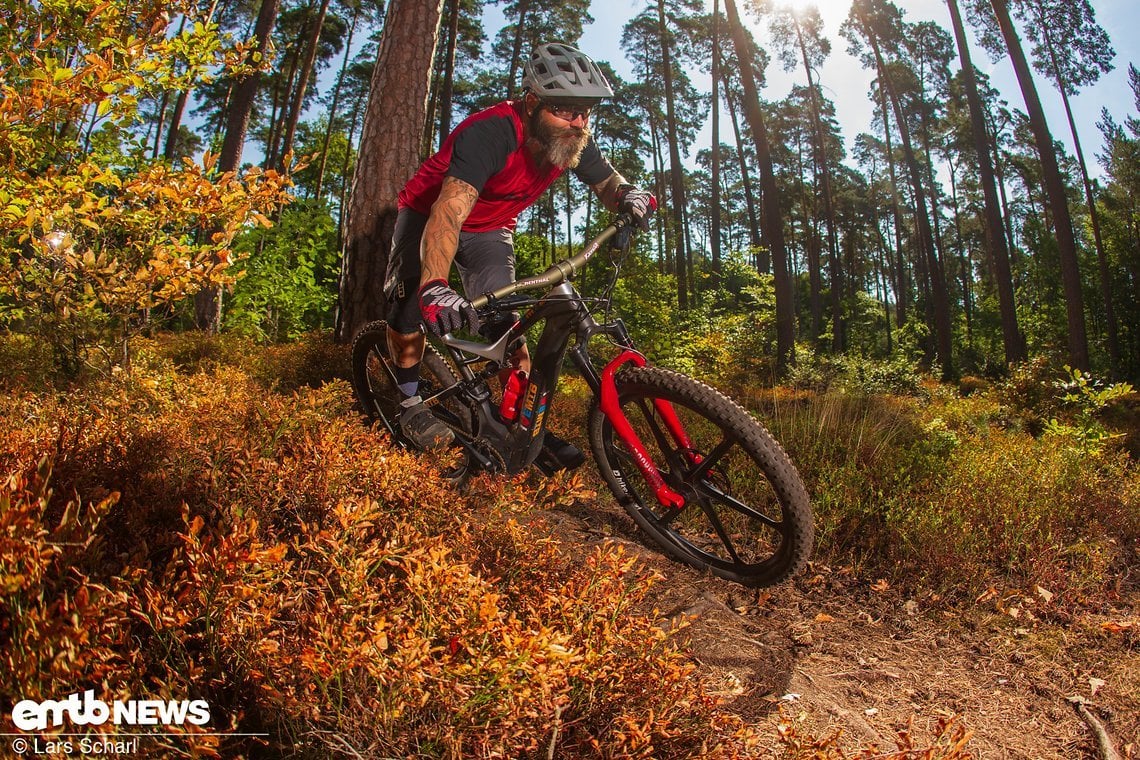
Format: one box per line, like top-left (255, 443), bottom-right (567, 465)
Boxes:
top-left (351, 213), bottom-right (813, 587)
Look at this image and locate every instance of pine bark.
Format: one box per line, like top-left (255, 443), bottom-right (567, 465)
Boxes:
top-left (336, 0), bottom-right (445, 342)
top-left (989, 0), bottom-right (1088, 369)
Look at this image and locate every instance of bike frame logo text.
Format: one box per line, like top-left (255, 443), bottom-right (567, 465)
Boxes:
top-left (11, 690), bottom-right (210, 731)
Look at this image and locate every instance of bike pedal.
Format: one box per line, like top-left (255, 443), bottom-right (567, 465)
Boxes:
top-left (534, 433), bottom-right (585, 475)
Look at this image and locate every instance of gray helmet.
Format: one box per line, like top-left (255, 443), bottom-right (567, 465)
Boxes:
top-left (521, 43), bottom-right (614, 102)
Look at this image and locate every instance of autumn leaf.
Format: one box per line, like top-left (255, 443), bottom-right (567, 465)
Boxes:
top-left (1100, 620), bottom-right (1134, 634)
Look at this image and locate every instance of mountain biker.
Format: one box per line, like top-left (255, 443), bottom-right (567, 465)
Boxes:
top-left (383, 42), bottom-right (658, 461)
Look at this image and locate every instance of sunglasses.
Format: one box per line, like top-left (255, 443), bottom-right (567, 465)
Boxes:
top-left (542, 102), bottom-right (592, 121)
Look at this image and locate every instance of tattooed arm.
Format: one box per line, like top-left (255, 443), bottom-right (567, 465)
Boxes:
top-left (420, 176), bottom-right (480, 286)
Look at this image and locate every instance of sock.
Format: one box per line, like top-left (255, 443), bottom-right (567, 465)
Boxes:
top-left (393, 363), bottom-right (420, 398)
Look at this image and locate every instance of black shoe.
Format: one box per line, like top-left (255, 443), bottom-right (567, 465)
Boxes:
top-left (399, 396), bottom-right (454, 450)
top-left (534, 431), bottom-right (585, 475)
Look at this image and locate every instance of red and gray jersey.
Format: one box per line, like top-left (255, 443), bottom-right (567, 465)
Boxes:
top-left (398, 100), bottom-right (615, 232)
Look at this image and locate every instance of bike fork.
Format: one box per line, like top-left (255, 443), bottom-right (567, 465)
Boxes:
top-left (597, 350), bottom-right (695, 510)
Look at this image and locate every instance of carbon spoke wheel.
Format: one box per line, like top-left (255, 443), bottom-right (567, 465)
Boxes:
top-left (350, 320), bottom-right (474, 486)
top-left (588, 366), bottom-right (813, 587)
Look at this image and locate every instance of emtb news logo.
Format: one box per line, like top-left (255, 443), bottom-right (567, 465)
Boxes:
top-left (11, 690), bottom-right (211, 731)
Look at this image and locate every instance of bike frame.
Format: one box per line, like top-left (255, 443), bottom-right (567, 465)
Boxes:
top-left (418, 215), bottom-right (693, 510)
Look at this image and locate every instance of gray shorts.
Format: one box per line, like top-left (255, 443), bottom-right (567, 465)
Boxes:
top-left (384, 208), bottom-right (517, 337)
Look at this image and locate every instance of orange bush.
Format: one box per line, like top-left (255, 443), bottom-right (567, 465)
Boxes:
top-left (0, 0), bottom-right (292, 373)
top-left (0, 354), bottom-right (769, 757)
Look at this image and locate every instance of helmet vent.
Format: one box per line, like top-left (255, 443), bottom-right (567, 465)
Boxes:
top-left (520, 42), bottom-right (614, 101)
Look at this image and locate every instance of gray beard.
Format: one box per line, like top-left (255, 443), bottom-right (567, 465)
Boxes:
top-left (528, 113), bottom-right (591, 169)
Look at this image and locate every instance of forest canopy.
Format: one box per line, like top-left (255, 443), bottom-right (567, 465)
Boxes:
top-left (1, 0), bottom-right (1138, 383)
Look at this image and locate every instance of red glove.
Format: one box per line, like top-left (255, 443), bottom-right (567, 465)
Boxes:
top-left (615, 184), bottom-right (658, 230)
top-left (418, 280), bottom-right (481, 337)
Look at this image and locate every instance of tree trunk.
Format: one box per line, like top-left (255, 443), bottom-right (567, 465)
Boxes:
top-left (794, 21), bottom-right (843, 352)
top-left (505, 0), bottom-right (531, 100)
top-left (314, 2), bottom-right (360, 202)
top-left (945, 0), bottom-right (1023, 363)
top-left (265, 49), bottom-right (298, 169)
top-left (989, 113), bottom-right (1020, 269)
top-left (710, 0), bottom-right (722, 281)
top-left (336, 0), bottom-right (445, 343)
top-left (877, 79), bottom-right (908, 328)
top-left (152, 90), bottom-right (170, 160)
top-left (722, 69), bottom-right (764, 270)
top-left (859, 13), bottom-right (953, 377)
top-left (656, 0), bottom-right (689, 310)
top-left (871, 205), bottom-right (894, 352)
top-left (163, 89), bottom-right (191, 160)
top-left (198, 0), bottom-right (281, 332)
top-left (564, 173), bottom-right (574, 253)
top-left (336, 80), bottom-right (366, 246)
top-left (280, 0), bottom-right (332, 167)
top-left (724, 0), bottom-right (794, 371)
top-left (989, 0), bottom-right (1088, 369)
top-left (1037, 17), bottom-right (1119, 372)
top-left (438, 0), bottom-right (462, 149)
top-left (947, 156), bottom-right (973, 347)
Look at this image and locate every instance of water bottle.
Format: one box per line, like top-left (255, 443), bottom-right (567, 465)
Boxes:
top-left (499, 370), bottom-right (527, 423)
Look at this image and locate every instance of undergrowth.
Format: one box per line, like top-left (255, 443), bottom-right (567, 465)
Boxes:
top-left (729, 367), bottom-right (1139, 607)
top-left (3, 332), bottom-right (1134, 757)
top-left (0, 334), bottom-right (764, 758)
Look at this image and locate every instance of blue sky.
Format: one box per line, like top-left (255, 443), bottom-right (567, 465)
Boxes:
top-left (561, 0), bottom-right (1139, 180)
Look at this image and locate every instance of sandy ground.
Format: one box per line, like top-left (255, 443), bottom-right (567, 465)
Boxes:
top-left (525, 498), bottom-right (1138, 760)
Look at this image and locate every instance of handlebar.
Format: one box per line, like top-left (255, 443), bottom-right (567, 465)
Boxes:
top-left (469, 212), bottom-right (636, 310)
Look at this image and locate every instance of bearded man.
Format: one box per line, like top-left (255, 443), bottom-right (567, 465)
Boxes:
top-left (381, 43), bottom-right (657, 456)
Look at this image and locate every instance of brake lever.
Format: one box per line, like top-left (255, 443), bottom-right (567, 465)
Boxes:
top-left (477, 293), bottom-right (531, 318)
top-left (609, 211), bottom-right (639, 251)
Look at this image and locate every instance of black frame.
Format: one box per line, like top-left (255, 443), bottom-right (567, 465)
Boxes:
top-left (422, 280), bottom-right (634, 475)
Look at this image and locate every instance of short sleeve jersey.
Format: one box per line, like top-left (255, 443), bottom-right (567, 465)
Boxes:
top-left (398, 100), bottom-right (615, 232)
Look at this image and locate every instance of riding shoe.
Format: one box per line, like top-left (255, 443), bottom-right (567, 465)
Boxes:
top-left (399, 396), bottom-right (454, 450)
top-left (534, 431), bottom-right (585, 475)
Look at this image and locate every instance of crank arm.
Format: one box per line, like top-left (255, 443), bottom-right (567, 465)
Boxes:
top-left (450, 432), bottom-right (500, 472)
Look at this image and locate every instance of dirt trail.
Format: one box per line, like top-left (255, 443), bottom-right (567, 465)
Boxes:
top-left (527, 500), bottom-right (1139, 760)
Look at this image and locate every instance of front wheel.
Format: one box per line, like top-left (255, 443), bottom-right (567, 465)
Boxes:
top-left (588, 366), bottom-right (813, 587)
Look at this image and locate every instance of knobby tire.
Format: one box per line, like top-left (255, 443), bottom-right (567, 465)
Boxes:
top-left (588, 366), bottom-right (813, 587)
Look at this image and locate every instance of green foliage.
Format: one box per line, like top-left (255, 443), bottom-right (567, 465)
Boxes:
top-left (512, 232), bottom-right (551, 278)
top-left (784, 345), bottom-right (927, 397)
top-left (654, 252), bottom-right (780, 381)
top-left (1043, 366), bottom-right (1135, 453)
top-left (224, 202), bottom-right (339, 342)
top-left (608, 248), bottom-right (683, 360)
top-left (749, 382), bottom-right (1138, 600)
